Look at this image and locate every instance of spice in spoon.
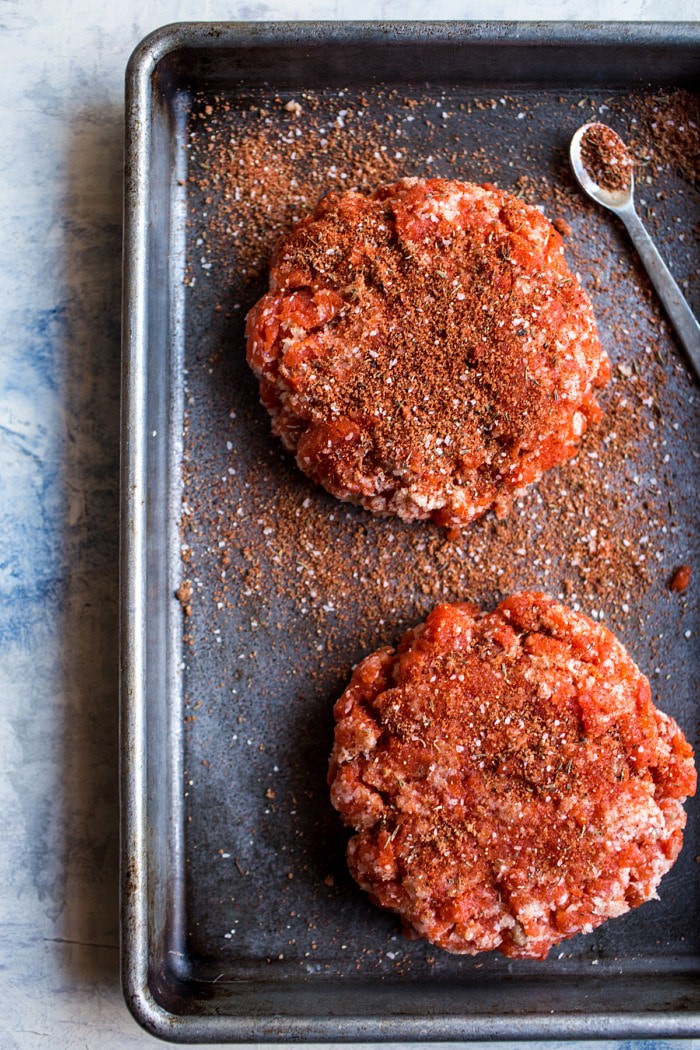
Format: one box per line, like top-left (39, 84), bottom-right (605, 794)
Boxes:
top-left (580, 123), bottom-right (634, 193)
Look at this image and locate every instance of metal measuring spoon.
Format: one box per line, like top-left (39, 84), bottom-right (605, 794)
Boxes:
top-left (570, 122), bottom-right (700, 381)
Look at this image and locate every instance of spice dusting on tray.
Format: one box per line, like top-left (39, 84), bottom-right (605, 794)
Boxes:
top-left (182, 87), bottom-right (696, 650)
top-left (178, 86), bottom-right (699, 968)
top-left (669, 564), bottom-right (692, 593)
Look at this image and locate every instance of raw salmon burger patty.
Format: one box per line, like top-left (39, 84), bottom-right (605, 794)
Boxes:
top-left (328, 594), bottom-right (696, 958)
top-left (246, 178), bottom-right (610, 528)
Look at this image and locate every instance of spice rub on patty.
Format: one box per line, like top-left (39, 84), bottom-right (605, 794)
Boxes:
top-left (246, 178), bottom-right (611, 528)
top-left (328, 593), bottom-right (696, 959)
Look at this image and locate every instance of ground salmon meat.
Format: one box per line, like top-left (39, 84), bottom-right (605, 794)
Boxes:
top-left (328, 593), bottom-right (696, 958)
top-left (246, 178), bottom-right (610, 528)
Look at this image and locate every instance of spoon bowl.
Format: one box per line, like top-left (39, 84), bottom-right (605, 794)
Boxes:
top-left (569, 123), bottom-right (634, 214)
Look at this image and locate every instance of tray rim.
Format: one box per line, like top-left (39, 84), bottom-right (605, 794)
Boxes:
top-left (120, 19), bottom-right (700, 1042)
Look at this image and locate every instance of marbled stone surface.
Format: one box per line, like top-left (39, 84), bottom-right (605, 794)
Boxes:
top-left (0, 1), bottom-right (696, 1047)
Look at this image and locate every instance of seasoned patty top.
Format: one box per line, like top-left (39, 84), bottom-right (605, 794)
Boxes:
top-left (247, 179), bottom-right (610, 526)
top-left (329, 594), bottom-right (696, 958)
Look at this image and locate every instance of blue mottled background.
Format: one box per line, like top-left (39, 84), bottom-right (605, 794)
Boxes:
top-left (0, 0), bottom-right (696, 1046)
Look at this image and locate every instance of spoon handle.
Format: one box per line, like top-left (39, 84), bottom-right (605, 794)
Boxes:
top-left (618, 207), bottom-right (700, 381)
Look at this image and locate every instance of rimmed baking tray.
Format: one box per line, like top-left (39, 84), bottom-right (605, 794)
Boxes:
top-left (121, 21), bottom-right (700, 1042)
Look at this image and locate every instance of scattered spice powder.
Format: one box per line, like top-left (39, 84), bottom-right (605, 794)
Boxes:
top-left (552, 216), bottom-right (572, 237)
top-left (629, 89), bottom-right (700, 187)
top-left (669, 564), bottom-right (692, 593)
top-left (177, 84), bottom-right (699, 971)
top-left (176, 579), bottom-right (193, 616)
top-left (181, 87), bottom-right (695, 656)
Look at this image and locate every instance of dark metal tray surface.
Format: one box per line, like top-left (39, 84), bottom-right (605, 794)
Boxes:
top-left (121, 21), bottom-right (700, 1042)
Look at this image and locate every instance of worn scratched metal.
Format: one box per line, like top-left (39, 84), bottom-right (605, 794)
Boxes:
top-left (121, 21), bottom-right (700, 1042)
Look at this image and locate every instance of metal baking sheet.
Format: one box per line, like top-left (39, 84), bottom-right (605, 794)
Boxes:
top-left (121, 21), bottom-right (700, 1042)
